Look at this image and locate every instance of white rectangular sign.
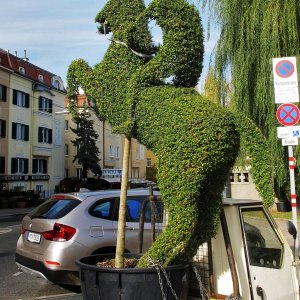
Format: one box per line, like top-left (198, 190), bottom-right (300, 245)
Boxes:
top-left (282, 137), bottom-right (299, 146)
top-left (273, 57), bottom-right (299, 103)
top-left (277, 126), bottom-right (300, 139)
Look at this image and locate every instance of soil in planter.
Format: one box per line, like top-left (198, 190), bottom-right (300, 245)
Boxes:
top-left (96, 258), bottom-right (139, 268)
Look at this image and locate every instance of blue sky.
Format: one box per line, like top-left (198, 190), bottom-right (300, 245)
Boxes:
top-left (0, 0), bottom-right (219, 91)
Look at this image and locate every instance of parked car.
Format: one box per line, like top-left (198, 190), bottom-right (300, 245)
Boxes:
top-left (15, 189), bottom-right (163, 285)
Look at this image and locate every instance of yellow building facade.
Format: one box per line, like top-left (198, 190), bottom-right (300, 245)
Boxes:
top-left (0, 49), bottom-right (66, 198)
top-left (64, 94), bottom-right (148, 184)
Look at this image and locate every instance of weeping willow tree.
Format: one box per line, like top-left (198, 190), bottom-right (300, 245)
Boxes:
top-left (202, 0), bottom-right (300, 199)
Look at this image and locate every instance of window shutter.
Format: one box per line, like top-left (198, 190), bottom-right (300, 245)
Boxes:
top-left (24, 159), bottom-right (29, 174)
top-left (13, 90), bottom-right (17, 105)
top-left (3, 86), bottom-right (6, 101)
top-left (25, 93), bottom-right (30, 108)
top-left (38, 127), bottom-right (42, 143)
top-left (11, 158), bottom-right (17, 174)
top-left (25, 125), bottom-right (29, 141)
top-left (32, 159), bottom-right (37, 173)
top-left (1, 120), bottom-right (5, 137)
top-left (49, 99), bottom-right (53, 113)
top-left (12, 122), bottom-right (16, 139)
top-left (49, 129), bottom-right (52, 144)
top-left (0, 156), bottom-right (4, 173)
top-left (1, 85), bottom-right (7, 102)
top-left (39, 96), bottom-right (42, 111)
top-left (43, 160), bottom-right (47, 173)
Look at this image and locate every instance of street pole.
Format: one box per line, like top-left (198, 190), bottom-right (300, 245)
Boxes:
top-left (288, 145), bottom-right (299, 260)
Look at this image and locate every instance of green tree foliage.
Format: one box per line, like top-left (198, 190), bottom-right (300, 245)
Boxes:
top-left (71, 112), bottom-right (102, 179)
top-left (203, 67), bottom-right (231, 106)
top-left (202, 0), bottom-right (300, 198)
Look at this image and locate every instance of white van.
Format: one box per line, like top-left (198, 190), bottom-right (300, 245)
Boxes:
top-left (189, 198), bottom-right (299, 300)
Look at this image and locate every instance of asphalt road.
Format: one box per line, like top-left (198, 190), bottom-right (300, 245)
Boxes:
top-left (0, 215), bottom-right (82, 300)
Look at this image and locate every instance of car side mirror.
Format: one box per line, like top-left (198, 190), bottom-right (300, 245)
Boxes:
top-left (287, 221), bottom-right (297, 240)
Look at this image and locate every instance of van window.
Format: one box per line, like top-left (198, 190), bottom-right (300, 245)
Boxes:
top-left (241, 207), bottom-right (283, 269)
top-left (28, 198), bottom-right (81, 219)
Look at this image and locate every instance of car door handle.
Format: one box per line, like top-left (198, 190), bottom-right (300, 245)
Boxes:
top-left (125, 226), bottom-right (134, 231)
top-left (256, 286), bottom-right (264, 300)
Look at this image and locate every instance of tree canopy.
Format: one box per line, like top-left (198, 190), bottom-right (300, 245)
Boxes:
top-left (203, 0), bottom-right (300, 198)
top-left (71, 112), bottom-right (102, 179)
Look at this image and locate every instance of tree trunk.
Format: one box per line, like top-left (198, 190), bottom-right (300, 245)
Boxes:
top-left (115, 136), bottom-right (131, 268)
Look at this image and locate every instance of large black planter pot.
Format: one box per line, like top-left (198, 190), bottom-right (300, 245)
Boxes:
top-left (76, 254), bottom-right (190, 300)
top-left (276, 201), bottom-right (291, 212)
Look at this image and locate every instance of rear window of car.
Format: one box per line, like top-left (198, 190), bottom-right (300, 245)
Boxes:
top-left (28, 198), bottom-right (81, 220)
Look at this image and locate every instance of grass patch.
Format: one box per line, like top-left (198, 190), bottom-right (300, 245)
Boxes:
top-left (270, 210), bottom-right (300, 221)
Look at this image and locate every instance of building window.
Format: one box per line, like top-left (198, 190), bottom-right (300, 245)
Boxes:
top-left (109, 145), bottom-right (114, 158)
top-left (53, 79), bottom-right (60, 89)
top-left (140, 145), bottom-right (145, 160)
top-left (11, 157), bottom-right (29, 174)
top-left (76, 168), bottom-right (82, 179)
top-left (14, 185), bottom-right (25, 191)
top-left (18, 66), bottom-right (25, 74)
top-left (65, 144), bottom-right (69, 155)
top-left (38, 127), bottom-right (52, 144)
top-left (38, 96), bottom-right (53, 113)
top-left (12, 122), bottom-right (29, 141)
top-left (135, 149), bottom-right (139, 160)
top-left (230, 172), bottom-right (249, 183)
top-left (0, 119), bottom-right (6, 138)
top-left (32, 159), bottom-right (47, 174)
top-left (147, 158), bottom-right (152, 168)
top-left (36, 185), bottom-right (43, 193)
top-left (65, 120), bottom-right (69, 130)
top-left (38, 74), bottom-right (44, 82)
top-left (0, 156), bottom-right (5, 173)
top-left (0, 84), bottom-right (7, 101)
top-left (13, 89), bottom-right (30, 108)
top-left (115, 146), bottom-right (120, 158)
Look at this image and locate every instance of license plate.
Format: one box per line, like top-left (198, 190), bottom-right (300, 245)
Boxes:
top-left (27, 231), bottom-right (41, 244)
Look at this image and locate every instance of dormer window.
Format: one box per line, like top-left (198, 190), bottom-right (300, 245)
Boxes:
top-left (38, 74), bottom-right (44, 82)
top-left (18, 66), bottom-right (25, 74)
top-left (53, 79), bottom-right (60, 89)
top-left (51, 76), bottom-right (64, 91)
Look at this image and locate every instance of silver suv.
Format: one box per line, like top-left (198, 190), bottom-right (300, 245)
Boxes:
top-left (16, 189), bottom-right (163, 285)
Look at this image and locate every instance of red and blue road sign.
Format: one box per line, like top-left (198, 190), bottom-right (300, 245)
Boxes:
top-left (276, 103), bottom-right (300, 126)
top-left (275, 60), bottom-right (295, 78)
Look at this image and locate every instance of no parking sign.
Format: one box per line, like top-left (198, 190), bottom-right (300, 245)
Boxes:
top-left (272, 57), bottom-right (299, 103)
top-left (276, 103), bottom-right (300, 126)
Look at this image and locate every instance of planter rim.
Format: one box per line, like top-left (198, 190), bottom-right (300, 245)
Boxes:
top-left (76, 253), bottom-right (191, 273)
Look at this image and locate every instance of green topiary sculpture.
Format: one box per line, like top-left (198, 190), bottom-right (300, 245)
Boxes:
top-left (67, 0), bottom-right (272, 267)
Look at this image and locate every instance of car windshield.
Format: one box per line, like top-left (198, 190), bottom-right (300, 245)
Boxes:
top-left (28, 198), bottom-right (81, 220)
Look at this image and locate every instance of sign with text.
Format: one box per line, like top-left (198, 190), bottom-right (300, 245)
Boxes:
top-left (277, 126), bottom-right (300, 139)
top-left (272, 57), bottom-right (299, 103)
top-left (282, 137), bottom-right (299, 146)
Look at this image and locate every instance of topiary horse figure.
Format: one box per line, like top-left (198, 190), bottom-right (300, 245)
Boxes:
top-left (67, 0), bottom-right (271, 267)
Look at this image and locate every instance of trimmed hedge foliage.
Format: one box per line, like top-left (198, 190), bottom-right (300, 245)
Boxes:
top-left (67, 0), bottom-right (272, 266)
top-left (233, 112), bottom-right (274, 207)
top-left (135, 87), bottom-right (239, 265)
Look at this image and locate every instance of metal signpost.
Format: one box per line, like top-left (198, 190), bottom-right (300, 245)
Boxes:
top-left (273, 56), bottom-right (299, 260)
